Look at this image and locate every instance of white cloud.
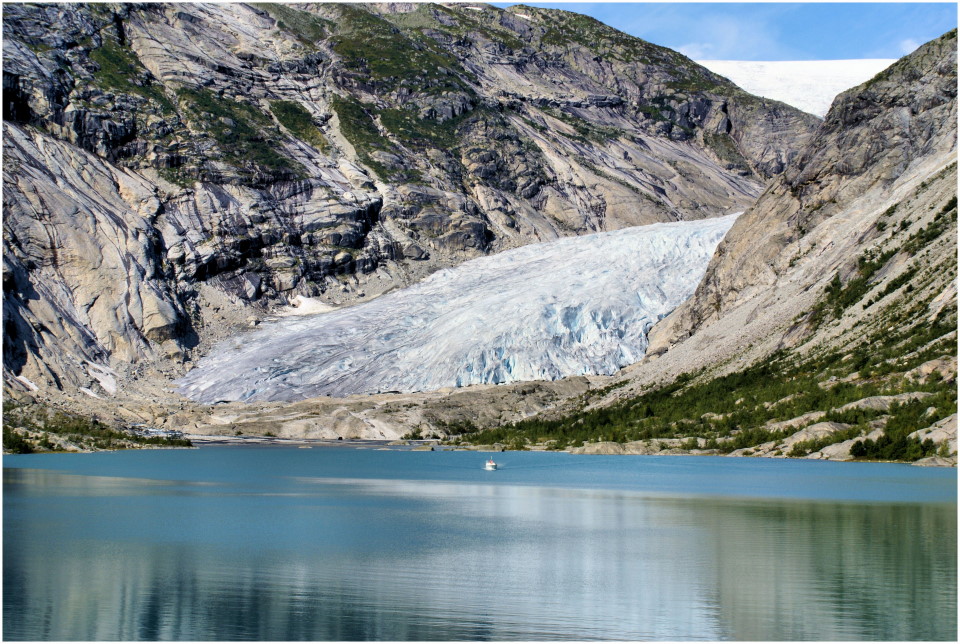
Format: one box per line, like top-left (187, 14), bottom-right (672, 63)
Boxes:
top-left (669, 14), bottom-right (788, 61)
top-left (898, 38), bottom-right (921, 55)
top-left (678, 43), bottom-right (714, 60)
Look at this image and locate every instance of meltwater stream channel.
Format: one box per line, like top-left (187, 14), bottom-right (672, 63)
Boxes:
top-left (3, 446), bottom-right (956, 640)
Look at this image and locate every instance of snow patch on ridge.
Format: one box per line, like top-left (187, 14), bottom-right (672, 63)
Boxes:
top-left (697, 59), bottom-right (896, 117)
top-left (178, 215), bottom-right (739, 403)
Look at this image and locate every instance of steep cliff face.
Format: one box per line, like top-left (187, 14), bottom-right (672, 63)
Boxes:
top-left (2, 2), bottom-right (818, 396)
top-left (647, 29), bottom-right (957, 369)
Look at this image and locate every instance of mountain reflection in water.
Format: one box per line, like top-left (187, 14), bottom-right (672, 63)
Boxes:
top-left (3, 450), bottom-right (956, 641)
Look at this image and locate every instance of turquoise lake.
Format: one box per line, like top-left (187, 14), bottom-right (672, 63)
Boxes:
top-left (3, 446), bottom-right (957, 640)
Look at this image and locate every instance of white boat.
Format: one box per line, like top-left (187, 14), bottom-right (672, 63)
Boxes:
top-left (485, 458), bottom-right (497, 471)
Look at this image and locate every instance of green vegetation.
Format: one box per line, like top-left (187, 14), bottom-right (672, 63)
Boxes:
top-left (253, 3), bottom-right (330, 48)
top-left (464, 355), bottom-right (844, 450)
top-left (850, 434), bottom-right (938, 461)
top-left (379, 106), bottom-right (473, 150)
top-left (664, 73), bottom-right (724, 95)
top-left (3, 425), bottom-right (34, 454)
top-left (447, 262), bottom-right (956, 460)
top-left (329, 94), bottom-right (392, 179)
top-left (534, 7), bottom-right (657, 63)
top-left (177, 87), bottom-right (302, 176)
top-left (329, 94), bottom-right (477, 181)
top-left (637, 104), bottom-right (668, 122)
top-left (539, 106), bottom-right (621, 144)
top-left (846, 387), bottom-right (957, 461)
top-left (809, 191), bottom-right (956, 328)
top-left (427, 5), bottom-right (526, 52)
top-left (3, 401), bottom-right (192, 452)
top-left (270, 100), bottom-right (330, 151)
top-left (24, 39), bottom-right (54, 55)
top-left (158, 167), bottom-right (196, 189)
top-left (330, 4), bottom-right (469, 94)
top-left (902, 195), bottom-right (957, 256)
top-left (702, 130), bottom-right (751, 171)
top-left (89, 34), bottom-right (175, 113)
top-left (812, 246), bottom-right (897, 325)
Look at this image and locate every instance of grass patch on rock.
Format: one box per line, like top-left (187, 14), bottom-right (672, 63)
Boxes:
top-left (270, 100), bottom-right (330, 152)
top-left (89, 35), bottom-right (175, 113)
top-left (177, 87), bottom-right (302, 177)
top-left (253, 3), bottom-right (330, 48)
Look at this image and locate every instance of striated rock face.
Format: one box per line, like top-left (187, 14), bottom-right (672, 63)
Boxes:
top-left (3, 124), bottom-right (188, 392)
top-left (3, 2), bottom-right (819, 397)
top-left (648, 30), bottom-right (958, 359)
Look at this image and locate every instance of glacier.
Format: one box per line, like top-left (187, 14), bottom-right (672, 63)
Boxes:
top-left (696, 59), bottom-right (896, 117)
top-left (177, 215), bottom-right (738, 403)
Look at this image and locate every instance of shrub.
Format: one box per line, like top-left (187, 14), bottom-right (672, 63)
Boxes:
top-left (270, 100), bottom-right (329, 151)
top-left (177, 87), bottom-right (302, 176)
top-left (3, 427), bottom-right (34, 454)
top-left (90, 35), bottom-right (175, 113)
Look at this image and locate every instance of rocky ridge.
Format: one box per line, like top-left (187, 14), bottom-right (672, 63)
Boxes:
top-left (646, 29), bottom-right (958, 368)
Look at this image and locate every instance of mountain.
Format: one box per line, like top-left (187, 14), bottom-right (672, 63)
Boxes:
top-left (485, 29), bottom-right (956, 462)
top-left (696, 59), bottom-right (897, 117)
top-left (2, 2), bottom-right (818, 400)
top-left (2, 7), bottom-right (955, 463)
top-left (648, 30), bottom-right (957, 360)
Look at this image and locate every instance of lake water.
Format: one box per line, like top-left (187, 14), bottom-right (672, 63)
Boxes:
top-left (3, 447), bottom-right (957, 640)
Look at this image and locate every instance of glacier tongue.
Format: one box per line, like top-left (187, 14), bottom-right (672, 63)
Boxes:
top-left (178, 215), bottom-right (738, 403)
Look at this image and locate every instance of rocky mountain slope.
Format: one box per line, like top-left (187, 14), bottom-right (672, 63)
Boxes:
top-left (524, 29), bottom-right (957, 463)
top-left (647, 29), bottom-right (957, 361)
top-left (3, 2), bottom-right (818, 399)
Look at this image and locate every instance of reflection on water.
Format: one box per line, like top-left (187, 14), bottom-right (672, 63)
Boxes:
top-left (3, 451), bottom-right (957, 641)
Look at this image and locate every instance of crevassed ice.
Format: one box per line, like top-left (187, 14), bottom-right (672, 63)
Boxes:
top-left (178, 214), bottom-right (738, 403)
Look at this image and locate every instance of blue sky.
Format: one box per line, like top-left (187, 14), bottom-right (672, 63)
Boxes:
top-left (492, 3), bottom-right (958, 60)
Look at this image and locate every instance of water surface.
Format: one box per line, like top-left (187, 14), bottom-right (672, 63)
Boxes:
top-left (4, 448), bottom-right (956, 640)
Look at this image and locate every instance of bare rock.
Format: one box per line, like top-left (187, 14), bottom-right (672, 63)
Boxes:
top-left (913, 455), bottom-right (957, 467)
top-left (837, 393), bottom-right (934, 413)
top-left (908, 413), bottom-right (957, 455)
top-left (906, 356), bottom-right (957, 383)
top-left (807, 429), bottom-right (884, 461)
top-left (569, 441), bottom-right (625, 455)
top-left (765, 411), bottom-right (827, 432)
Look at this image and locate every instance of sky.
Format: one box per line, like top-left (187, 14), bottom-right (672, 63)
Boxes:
top-left (492, 3), bottom-right (958, 60)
